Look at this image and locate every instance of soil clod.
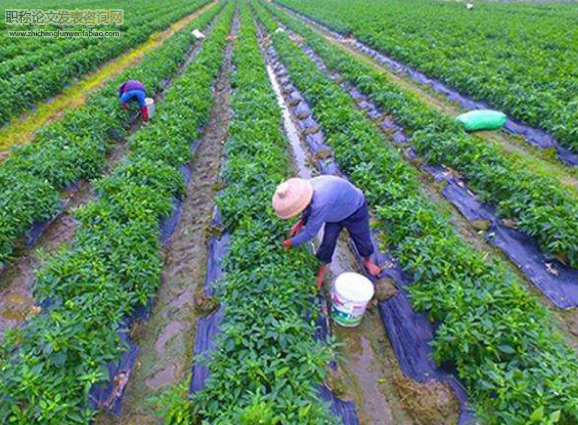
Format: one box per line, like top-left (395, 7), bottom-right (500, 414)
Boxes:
top-left (392, 373), bottom-right (459, 425)
top-left (315, 147), bottom-right (333, 161)
top-left (470, 219), bottom-right (491, 232)
top-left (326, 367), bottom-right (349, 399)
top-left (374, 277), bottom-right (398, 302)
top-left (194, 293), bottom-right (219, 316)
top-left (501, 218), bottom-right (517, 228)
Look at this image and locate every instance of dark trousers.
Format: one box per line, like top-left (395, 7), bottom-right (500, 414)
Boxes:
top-left (316, 199), bottom-right (374, 264)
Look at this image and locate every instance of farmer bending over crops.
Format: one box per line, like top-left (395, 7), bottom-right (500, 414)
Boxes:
top-left (118, 79), bottom-right (149, 122)
top-left (273, 176), bottom-right (382, 288)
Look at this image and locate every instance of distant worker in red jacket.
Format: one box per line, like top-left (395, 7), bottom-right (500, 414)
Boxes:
top-left (118, 79), bottom-right (149, 122)
top-left (273, 176), bottom-right (382, 288)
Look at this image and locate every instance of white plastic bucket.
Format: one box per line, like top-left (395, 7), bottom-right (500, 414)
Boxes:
top-left (145, 97), bottom-right (155, 119)
top-left (192, 28), bottom-right (205, 39)
top-left (331, 272), bottom-right (374, 327)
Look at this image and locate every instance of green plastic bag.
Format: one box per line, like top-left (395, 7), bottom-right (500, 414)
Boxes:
top-left (456, 110), bottom-right (507, 131)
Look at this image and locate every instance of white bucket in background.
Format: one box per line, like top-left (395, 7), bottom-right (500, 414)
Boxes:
top-left (331, 272), bottom-right (374, 327)
top-left (145, 97), bottom-right (155, 119)
top-left (192, 28), bottom-right (205, 39)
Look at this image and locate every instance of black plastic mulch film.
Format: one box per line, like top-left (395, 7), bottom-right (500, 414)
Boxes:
top-left (278, 4), bottom-right (578, 168)
top-left (264, 31), bottom-right (476, 425)
top-left (189, 203), bottom-right (229, 393)
top-left (264, 5), bottom-right (578, 311)
top-left (16, 17), bottom-right (217, 415)
top-left (39, 9), bottom-right (224, 414)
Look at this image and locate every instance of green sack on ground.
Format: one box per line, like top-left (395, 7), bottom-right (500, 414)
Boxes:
top-left (456, 110), bottom-right (507, 131)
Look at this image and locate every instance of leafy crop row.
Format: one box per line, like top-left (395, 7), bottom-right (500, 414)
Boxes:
top-left (0, 38), bottom-right (88, 80)
top-left (0, 3), bottom-right (235, 425)
top-left (264, 2), bottom-right (578, 269)
top-left (0, 0), bottom-right (165, 60)
top-left (0, 1), bottom-right (177, 80)
top-left (276, 0), bottom-right (578, 151)
top-left (0, 0), bottom-right (212, 127)
top-left (190, 5), bottom-right (336, 425)
top-left (0, 0), bottom-right (119, 64)
top-left (255, 4), bottom-right (578, 424)
top-left (0, 0), bottom-right (223, 271)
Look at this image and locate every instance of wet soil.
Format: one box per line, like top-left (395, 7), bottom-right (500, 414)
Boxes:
top-left (0, 0), bottom-right (219, 154)
top-left (276, 4), bottom-right (578, 195)
top-left (96, 24), bottom-right (233, 425)
top-left (0, 183), bottom-right (89, 335)
top-left (262, 30), bottom-right (418, 425)
top-left (0, 138), bottom-right (132, 338)
top-left (325, 238), bottom-right (416, 425)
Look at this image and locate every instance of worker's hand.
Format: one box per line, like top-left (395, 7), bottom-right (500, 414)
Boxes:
top-left (140, 106), bottom-right (149, 122)
top-left (289, 219), bottom-right (304, 237)
top-left (281, 239), bottom-right (292, 249)
top-left (120, 103), bottom-right (128, 110)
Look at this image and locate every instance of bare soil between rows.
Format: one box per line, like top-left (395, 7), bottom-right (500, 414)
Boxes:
top-left (279, 10), bottom-right (578, 353)
top-left (0, 0), bottom-right (219, 154)
top-left (275, 3), bottom-right (578, 194)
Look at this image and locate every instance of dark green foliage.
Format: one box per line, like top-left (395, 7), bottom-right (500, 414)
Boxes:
top-left (0, 0), bottom-right (220, 269)
top-left (276, 0), bottom-right (578, 151)
top-left (0, 0), bottom-right (214, 126)
top-left (264, 2), bottom-right (578, 269)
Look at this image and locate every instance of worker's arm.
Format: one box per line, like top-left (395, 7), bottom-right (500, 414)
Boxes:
top-left (290, 207), bottom-right (325, 246)
top-left (289, 210), bottom-right (309, 236)
top-left (289, 218), bottom-right (304, 237)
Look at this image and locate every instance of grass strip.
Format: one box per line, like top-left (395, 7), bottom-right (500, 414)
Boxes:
top-left (275, 0), bottom-right (578, 152)
top-left (0, 0), bottom-right (211, 127)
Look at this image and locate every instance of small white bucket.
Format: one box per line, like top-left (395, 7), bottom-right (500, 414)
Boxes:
top-left (331, 272), bottom-right (374, 327)
top-left (192, 28), bottom-right (205, 39)
top-left (145, 97), bottom-right (155, 119)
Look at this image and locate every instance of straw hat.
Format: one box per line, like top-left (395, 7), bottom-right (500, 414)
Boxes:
top-left (272, 178), bottom-right (313, 219)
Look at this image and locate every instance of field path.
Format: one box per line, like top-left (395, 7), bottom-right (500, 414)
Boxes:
top-left (273, 8), bottom-right (578, 352)
top-left (268, 6), bottom-right (578, 358)
top-left (0, 0), bottom-right (218, 155)
top-left (276, 3), bottom-right (578, 195)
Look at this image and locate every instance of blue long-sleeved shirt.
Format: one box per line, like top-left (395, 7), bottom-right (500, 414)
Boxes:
top-left (290, 176), bottom-right (364, 246)
top-left (118, 80), bottom-right (146, 97)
